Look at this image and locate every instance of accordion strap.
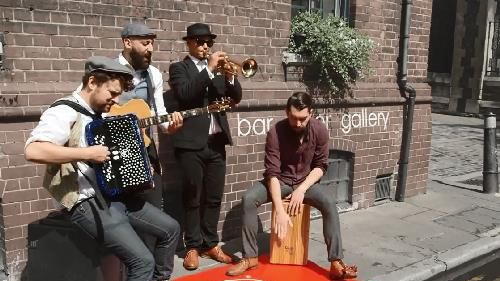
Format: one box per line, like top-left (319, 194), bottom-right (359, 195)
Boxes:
top-left (51, 98), bottom-right (109, 211)
top-left (50, 99), bottom-right (102, 120)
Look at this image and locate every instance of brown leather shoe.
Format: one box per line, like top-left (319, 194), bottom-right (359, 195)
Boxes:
top-left (200, 246), bottom-right (233, 263)
top-left (226, 257), bottom-right (259, 276)
top-left (330, 259), bottom-right (358, 280)
top-left (183, 249), bottom-right (199, 271)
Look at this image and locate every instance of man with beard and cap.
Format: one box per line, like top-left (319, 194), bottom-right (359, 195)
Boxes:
top-left (73, 22), bottom-right (183, 209)
top-left (168, 22), bottom-right (242, 271)
top-left (116, 22), bottom-right (184, 210)
top-left (226, 92), bottom-right (358, 280)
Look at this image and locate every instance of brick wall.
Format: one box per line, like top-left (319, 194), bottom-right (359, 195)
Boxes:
top-left (351, 0), bottom-right (432, 83)
top-left (0, 0), bottom-right (291, 83)
top-left (0, 0), bottom-right (433, 279)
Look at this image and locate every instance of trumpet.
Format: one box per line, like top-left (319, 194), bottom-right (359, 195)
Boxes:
top-left (205, 51), bottom-right (258, 78)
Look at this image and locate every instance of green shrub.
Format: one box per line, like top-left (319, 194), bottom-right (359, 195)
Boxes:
top-left (289, 12), bottom-right (374, 99)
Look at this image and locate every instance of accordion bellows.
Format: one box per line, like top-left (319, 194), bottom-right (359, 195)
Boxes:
top-left (85, 114), bottom-right (154, 198)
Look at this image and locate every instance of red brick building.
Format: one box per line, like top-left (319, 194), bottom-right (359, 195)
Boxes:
top-left (0, 0), bottom-right (432, 279)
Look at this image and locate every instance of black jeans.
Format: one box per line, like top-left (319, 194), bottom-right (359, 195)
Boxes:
top-left (175, 138), bottom-right (226, 250)
top-left (69, 197), bottom-right (180, 281)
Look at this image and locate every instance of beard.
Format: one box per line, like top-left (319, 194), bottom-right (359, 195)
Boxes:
top-left (291, 126), bottom-right (306, 136)
top-left (130, 49), bottom-right (151, 70)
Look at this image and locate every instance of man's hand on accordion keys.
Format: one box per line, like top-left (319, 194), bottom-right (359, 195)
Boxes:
top-left (84, 145), bottom-right (111, 164)
top-left (165, 111), bottom-right (183, 135)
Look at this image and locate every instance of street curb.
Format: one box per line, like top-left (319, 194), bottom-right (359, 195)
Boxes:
top-left (366, 234), bottom-right (500, 281)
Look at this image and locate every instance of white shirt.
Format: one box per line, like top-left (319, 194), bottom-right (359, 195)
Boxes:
top-left (188, 55), bottom-right (223, 135)
top-left (26, 93), bottom-right (98, 202)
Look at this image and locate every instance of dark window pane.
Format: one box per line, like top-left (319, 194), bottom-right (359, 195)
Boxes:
top-left (290, 0), bottom-right (350, 22)
top-left (323, 150), bottom-right (354, 203)
top-left (292, 0), bottom-right (308, 17)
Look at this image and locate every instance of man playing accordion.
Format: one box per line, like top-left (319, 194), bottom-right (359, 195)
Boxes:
top-left (25, 56), bottom-right (181, 281)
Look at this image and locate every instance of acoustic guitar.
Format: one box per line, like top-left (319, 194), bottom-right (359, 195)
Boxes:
top-left (108, 98), bottom-right (231, 147)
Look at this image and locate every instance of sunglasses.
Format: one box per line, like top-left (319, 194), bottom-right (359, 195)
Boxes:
top-left (196, 38), bottom-right (214, 47)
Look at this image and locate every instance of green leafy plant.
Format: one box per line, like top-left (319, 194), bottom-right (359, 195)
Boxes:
top-left (289, 12), bottom-right (374, 100)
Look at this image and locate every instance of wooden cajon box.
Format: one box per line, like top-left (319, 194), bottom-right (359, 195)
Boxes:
top-left (270, 201), bottom-right (311, 265)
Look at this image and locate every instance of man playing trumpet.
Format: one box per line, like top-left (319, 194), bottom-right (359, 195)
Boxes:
top-left (168, 23), bottom-right (242, 270)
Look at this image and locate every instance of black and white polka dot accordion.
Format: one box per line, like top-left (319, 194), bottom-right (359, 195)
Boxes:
top-left (85, 114), bottom-right (153, 199)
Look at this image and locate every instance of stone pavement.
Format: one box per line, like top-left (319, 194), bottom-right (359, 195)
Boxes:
top-left (170, 113), bottom-right (500, 281)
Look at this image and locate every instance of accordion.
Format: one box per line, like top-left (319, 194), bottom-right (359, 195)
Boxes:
top-left (85, 114), bottom-right (154, 199)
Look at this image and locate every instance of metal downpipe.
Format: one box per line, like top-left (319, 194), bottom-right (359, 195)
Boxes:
top-left (395, 0), bottom-right (417, 202)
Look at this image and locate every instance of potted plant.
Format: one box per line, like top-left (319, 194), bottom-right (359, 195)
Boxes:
top-left (288, 12), bottom-right (374, 100)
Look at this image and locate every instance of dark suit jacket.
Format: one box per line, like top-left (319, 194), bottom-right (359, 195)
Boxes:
top-left (168, 56), bottom-right (242, 150)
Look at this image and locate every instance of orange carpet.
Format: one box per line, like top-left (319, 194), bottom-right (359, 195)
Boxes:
top-left (174, 255), bottom-right (359, 281)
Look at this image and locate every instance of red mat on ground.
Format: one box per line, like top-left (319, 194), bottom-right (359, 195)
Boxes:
top-left (174, 255), bottom-right (358, 281)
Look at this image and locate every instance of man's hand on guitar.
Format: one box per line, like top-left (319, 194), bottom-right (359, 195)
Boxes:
top-left (166, 111), bottom-right (183, 134)
top-left (84, 145), bottom-right (110, 164)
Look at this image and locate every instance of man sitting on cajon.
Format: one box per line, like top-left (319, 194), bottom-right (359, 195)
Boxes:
top-left (226, 92), bottom-right (358, 280)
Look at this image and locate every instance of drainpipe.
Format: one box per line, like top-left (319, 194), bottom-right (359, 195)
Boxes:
top-left (395, 0), bottom-right (416, 202)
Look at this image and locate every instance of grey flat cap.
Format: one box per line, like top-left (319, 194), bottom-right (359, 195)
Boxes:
top-left (85, 56), bottom-right (133, 79)
top-left (121, 22), bottom-right (156, 38)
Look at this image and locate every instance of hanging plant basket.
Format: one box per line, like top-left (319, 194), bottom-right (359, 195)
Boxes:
top-left (288, 12), bottom-right (374, 100)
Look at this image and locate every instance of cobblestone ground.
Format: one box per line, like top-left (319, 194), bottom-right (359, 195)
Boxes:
top-left (430, 114), bottom-right (486, 178)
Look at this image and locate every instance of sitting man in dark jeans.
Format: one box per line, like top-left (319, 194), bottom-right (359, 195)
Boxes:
top-left (226, 92), bottom-right (358, 280)
top-left (25, 56), bottom-right (182, 281)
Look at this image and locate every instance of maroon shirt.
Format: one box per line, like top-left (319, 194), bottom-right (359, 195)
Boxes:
top-left (263, 117), bottom-right (329, 186)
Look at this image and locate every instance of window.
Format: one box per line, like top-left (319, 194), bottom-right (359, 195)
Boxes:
top-left (291, 0), bottom-right (350, 21)
top-left (322, 150), bottom-right (354, 203)
top-left (375, 174), bottom-right (393, 202)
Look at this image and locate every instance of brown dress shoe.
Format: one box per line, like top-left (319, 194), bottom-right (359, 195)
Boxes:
top-left (226, 257), bottom-right (259, 276)
top-left (183, 249), bottom-right (199, 271)
top-left (200, 246), bottom-right (233, 263)
top-left (330, 259), bottom-right (358, 280)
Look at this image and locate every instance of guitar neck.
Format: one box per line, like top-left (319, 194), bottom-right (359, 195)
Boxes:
top-left (138, 106), bottom-right (212, 128)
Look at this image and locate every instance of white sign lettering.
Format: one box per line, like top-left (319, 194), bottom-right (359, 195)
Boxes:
top-left (237, 114), bottom-right (273, 136)
top-left (236, 108), bottom-right (390, 137)
top-left (340, 108), bottom-right (389, 134)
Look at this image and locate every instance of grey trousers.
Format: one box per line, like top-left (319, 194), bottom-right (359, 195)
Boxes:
top-left (241, 180), bottom-right (343, 261)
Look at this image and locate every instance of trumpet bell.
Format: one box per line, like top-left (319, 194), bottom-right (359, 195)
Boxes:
top-left (241, 58), bottom-right (258, 78)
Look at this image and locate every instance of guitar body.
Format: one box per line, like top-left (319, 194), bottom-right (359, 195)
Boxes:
top-left (106, 98), bottom-right (231, 148)
top-left (109, 99), bottom-right (152, 146)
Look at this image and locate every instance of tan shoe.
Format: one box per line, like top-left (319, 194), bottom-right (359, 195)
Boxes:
top-left (183, 249), bottom-right (199, 270)
top-left (226, 257), bottom-right (258, 276)
top-left (200, 246), bottom-right (233, 263)
top-left (330, 259), bottom-right (358, 280)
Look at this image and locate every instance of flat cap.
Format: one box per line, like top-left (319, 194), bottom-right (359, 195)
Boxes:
top-left (121, 22), bottom-right (156, 38)
top-left (85, 56), bottom-right (133, 79)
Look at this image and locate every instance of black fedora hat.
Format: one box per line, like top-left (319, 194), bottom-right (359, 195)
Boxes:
top-left (182, 23), bottom-right (217, 40)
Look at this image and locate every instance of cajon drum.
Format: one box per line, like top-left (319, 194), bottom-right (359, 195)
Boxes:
top-left (270, 201), bottom-right (310, 265)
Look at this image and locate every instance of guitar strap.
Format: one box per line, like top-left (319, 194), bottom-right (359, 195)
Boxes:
top-left (144, 69), bottom-right (159, 117)
top-left (144, 70), bottom-right (162, 175)
top-left (49, 99), bottom-right (109, 212)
